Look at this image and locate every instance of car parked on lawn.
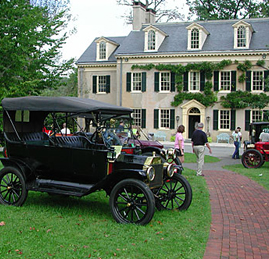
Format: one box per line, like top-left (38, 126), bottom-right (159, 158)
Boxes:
top-left (0, 96), bottom-right (192, 225)
top-left (241, 121), bottom-right (269, 168)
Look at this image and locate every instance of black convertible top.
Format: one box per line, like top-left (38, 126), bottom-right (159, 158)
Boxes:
top-left (1, 96), bottom-right (133, 115)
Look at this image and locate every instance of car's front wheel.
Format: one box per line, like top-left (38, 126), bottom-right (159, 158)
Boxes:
top-left (153, 173), bottom-right (192, 211)
top-left (241, 149), bottom-right (264, 168)
top-left (109, 179), bottom-right (155, 225)
top-left (0, 167), bottom-right (28, 206)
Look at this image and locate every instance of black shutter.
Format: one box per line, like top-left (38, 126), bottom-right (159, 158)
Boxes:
top-left (154, 109), bottom-right (159, 129)
top-left (200, 71), bottom-right (205, 91)
top-left (171, 72), bottom-right (175, 92)
top-left (231, 110), bottom-right (236, 130)
top-left (231, 71), bottom-right (236, 91)
top-left (213, 110), bottom-right (219, 130)
top-left (264, 71), bottom-right (269, 92)
top-left (126, 72), bottom-right (131, 92)
top-left (93, 76), bottom-right (97, 93)
top-left (246, 71), bottom-right (251, 91)
top-left (214, 71), bottom-right (219, 91)
top-left (142, 72), bottom-right (146, 92)
top-left (245, 110), bottom-right (251, 131)
top-left (183, 72), bottom-right (188, 91)
top-left (106, 75), bottom-right (110, 93)
top-left (170, 109), bottom-right (175, 129)
top-left (263, 110), bottom-right (269, 121)
top-left (142, 109), bottom-right (146, 128)
top-left (154, 72), bottom-right (159, 92)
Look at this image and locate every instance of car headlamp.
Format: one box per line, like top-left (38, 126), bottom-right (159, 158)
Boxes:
top-left (146, 166), bottom-right (155, 181)
top-left (166, 164), bottom-right (175, 178)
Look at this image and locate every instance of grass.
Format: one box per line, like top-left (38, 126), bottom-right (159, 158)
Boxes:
top-left (0, 156), bottom-right (211, 259)
top-left (184, 152), bottom-right (220, 164)
top-left (224, 162), bottom-right (269, 191)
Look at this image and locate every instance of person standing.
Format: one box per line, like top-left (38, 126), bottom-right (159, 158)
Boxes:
top-left (174, 125), bottom-right (185, 163)
top-left (191, 122), bottom-right (212, 176)
top-left (60, 123), bottom-right (70, 135)
top-left (232, 129), bottom-right (240, 159)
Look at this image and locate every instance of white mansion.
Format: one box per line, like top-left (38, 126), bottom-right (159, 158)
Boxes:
top-left (76, 1), bottom-right (269, 141)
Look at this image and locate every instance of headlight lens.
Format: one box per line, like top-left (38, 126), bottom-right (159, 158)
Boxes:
top-left (146, 166), bottom-right (155, 181)
top-left (166, 164), bottom-right (175, 178)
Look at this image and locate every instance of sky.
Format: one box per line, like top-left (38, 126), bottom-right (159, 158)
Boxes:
top-left (61, 0), bottom-right (187, 61)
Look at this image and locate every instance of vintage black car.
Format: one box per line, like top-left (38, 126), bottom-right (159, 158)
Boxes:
top-left (0, 96), bottom-right (192, 225)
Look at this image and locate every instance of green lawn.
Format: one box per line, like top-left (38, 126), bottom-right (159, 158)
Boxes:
top-left (0, 155), bottom-right (211, 259)
top-left (184, 152), bottom-right (220, 164)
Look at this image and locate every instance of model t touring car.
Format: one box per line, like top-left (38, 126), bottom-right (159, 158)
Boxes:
top-left (0, 96), bottom-right (192, 225)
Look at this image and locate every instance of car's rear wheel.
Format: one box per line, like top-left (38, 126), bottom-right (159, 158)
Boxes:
top-left (241, 149), bottom-right (264, 168)
top-left (0, 167), bottom-right (28, 206)
top-left (153, 173), bottom-right (192, 211)
top-left (109, 179), bottom-right (155, 225)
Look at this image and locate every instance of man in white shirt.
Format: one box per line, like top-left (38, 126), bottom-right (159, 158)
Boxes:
top-left (60, 123), bottom-right (70, 135)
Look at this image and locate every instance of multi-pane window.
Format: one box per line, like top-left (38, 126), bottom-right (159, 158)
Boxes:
top-left (160, 72), bottom-right (170, 91)
top-left (160, 109), bottom-right (170, 128)
top-left (132, 109), bottom-right (142, 127)
top-left (99, 41), bottom-right (106, 59)
top-left (220, 71), bottom-right (231, 91)
top-left (132, 73), bottom-right (142, 91)
top-left (252, 71), bottom-right (263, 91)
top-left (252, 110), bottom-right (262, 122)
top-left (237, 26), bottom-right (246, 47)
top-left (190, 72), bottom-right (200, 91)
top-left (148, 30), bottom-right (156, 50)
top-left (191, 28), bottom-right (199, 49)
top-left (98, 76), bottom-right (107, 93)
top-left (220, 110), bottom-right (230, 129)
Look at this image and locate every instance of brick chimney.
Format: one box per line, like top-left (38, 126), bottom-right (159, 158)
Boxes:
top-left (133, 1), bottom-right (156, 30)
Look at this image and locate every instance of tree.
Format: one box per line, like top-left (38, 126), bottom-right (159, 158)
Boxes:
top-left (30, 0), bottom-right (70, 16)
top-left (116, 0), bottom-right (185, 23)
top-left (0, 0), bottom-right (74, 100)
top-left (186, 0), bottom-right (268, 20)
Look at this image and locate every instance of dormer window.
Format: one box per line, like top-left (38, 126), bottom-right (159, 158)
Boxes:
top-left (233, 20), bottom-right (254, 49)
top-left (99, 41), bottom-right (106, 60)
top-left (191, 28), bottom-right (199, 49)
top-left (148, 30), bottom-right (156, 50)
top-left (186, 23), bottom-right (209, 51)
top-left (143, 25), bottom-right (167, 52)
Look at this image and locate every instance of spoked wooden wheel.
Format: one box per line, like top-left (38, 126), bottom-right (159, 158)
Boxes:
top-left (0, 167), bottom-right (28, 206)
top-left (241, 149), bottom-right (264, 168)
top-left (109, 179), bottom-right (155, 225)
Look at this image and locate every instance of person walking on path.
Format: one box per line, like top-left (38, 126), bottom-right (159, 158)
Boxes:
top-left (232, 129), bottom-right (240, 159)
top-left (191, 122), bottom-right (212, 176)
top-left (174, 125), bottom-right (185, 163)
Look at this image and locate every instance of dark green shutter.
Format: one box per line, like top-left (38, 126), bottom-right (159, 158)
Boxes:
top-left (246, 71), bottom-right (251, 91)
top-left (231, 71), bottom-right (236, 91)
top-left (126, 72), bottom-right (131, 92)
top-left (264, 71), bottom-right (269, 92)
top-left (231, 110), bottom-right (236, 130)
top-left (154, 72), bottom-right (159, 92)
top-left (171, 72), bottom-right (175, 92)
top-left (142, 72), bottom-right (146, 92)
top-left (93, 76), bottom-right (97, 93)
top-left (183, 72), bottom-right (188, 91)
top-left (200, 71), bottom-right (205, 91)
top-left (245, 110), bottom-right (251, 131)
top-left (154, 109), bottom-right (159, 129)
top-left (263, 110), bottom-right (269, 121)
top-left (170, 109), bottom-right (175, 129)
top-left (213, 110), bottom-right (219, 130)
top-left (142, 109), bottom-right (146, 128)
top-left (214, 71), bottom-right (219, 91)
top-left (106, 75), bottom-right (110, 93)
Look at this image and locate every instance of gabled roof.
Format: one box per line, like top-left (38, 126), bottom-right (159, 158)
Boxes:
top-left (76, 18), bottom-right (269, 64)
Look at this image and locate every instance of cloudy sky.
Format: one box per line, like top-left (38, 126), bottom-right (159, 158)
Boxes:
top-left (61, 0), bottom-right (187, 61)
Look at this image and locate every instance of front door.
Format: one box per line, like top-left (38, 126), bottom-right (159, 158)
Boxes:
top-left (188, 115), bottom-right (200, 138)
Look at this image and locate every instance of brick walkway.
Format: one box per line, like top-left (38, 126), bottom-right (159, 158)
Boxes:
top-left (203, 170), bottom-right (269, 259)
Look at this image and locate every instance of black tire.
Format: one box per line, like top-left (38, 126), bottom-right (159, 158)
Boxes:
top-left (153, 173), bottom-right (192, 211)
top-left (241, 149), bottom-right (264, 168)
top-left (0, 167), bottom-right (28, 206)
top-left (109, 179), bottom-right (155, 225)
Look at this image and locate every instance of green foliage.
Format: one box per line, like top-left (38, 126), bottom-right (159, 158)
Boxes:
top-left (0, 0), bottom-right (74, 100)
top-left (237, 60), bottom-right (252, 72)
top-left (220, 91), bottom-right (269, 109)
top-left (186, 0), bottom-right (265, 20)
top-left (256, 59), bottom-right (266, 67)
